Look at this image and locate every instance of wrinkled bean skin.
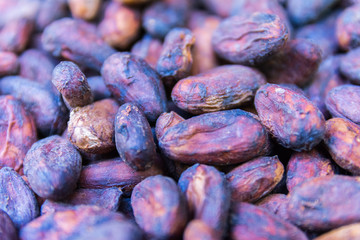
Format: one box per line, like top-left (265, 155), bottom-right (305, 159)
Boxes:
top-left (101, 52), bottom-right (167, 122)
top-left (286, 149), bottom-right (335, 192)
top-left (324, 118), bottom-right (360, 175)
top-left (287, 0), bottom-right (339, 26)
top-left (131, 34), bottom-right (163, 69)
top-left (255, 84), bottom-right (325, 151)
top-left (68, 0), bottom-right (101, 21)
top-left (18, 49), bottom-right (55, 84)
top-left (212, 12), bottom-right (289, 65)
top-left (178, 164), bottom-right (230, 237)
top-left (172, 65), bottom-right (266, 114)
top-left (230, 202), bottom-right (308, 240)
top-left (79, 158), bottom-right (164, 195)
top-left (41, 187), bottom-right (123, 214)
top-left (68, 99), bottom-right (119, 154)
top-left (159, 109), bottom-right (271, 165)
top-left (226, 156), bottom-right (284, 203)
top-left (87, 76), bottom-right (112, 101)
top-left (52, 61), bottom-right (93, 109)
top-left (24, 135), bottom-right (82, 200)
top-left (0, 51), bottom-right (18, 76)
top-left (0, 167), bottom-right (39, 229)
top-left (260, 39), bottom-right (322, 87)
top-left (287, 175), bottom-right (360, 231)
top-left (131, 175), bottom-right (188, 239)
top-left (314, 223), bottom-right (360, 240)
top-left (0, 209), bottom-right (18, 240)
top-left (256, 194), bottom-right (289, 221)
top-left (155, 111), bottom-right (185, 140)
top-left (42, 18), bottom-right (116, 71)
top-left (325, 85), bottom-right (360, 124)
top-left (20, 206), bottom-right (144, 240)
top-left (115, 103), bottom-right (157, 171)
top-left (99, 2), bottom-right (141, 49)
top-left (188, 11), bottom-right (220, 75)
top-left (0, 95), bottom-right (37, 173)
top-left (156, 28), bottom-right (195, 88)
top-left (184, 220), bottom-right (221, 240)
top-left (0, 19), bottom-right (33, 53)
top-left (143, 2), bottom-right (186, 38)
top-left (0, 76), bottom-right (68, 136)
top-left (336, 4), bottom-right (360, 51)
top-left (306, 55), bottom-right (345, 118)
top-left (340, 48), bottom-right (360, 85)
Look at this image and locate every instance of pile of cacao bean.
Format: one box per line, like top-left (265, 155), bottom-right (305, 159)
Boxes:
top-left (1, 0), bottom-right (360, 239)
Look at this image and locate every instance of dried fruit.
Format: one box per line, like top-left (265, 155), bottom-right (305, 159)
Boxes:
top-left (256, 194), bottom-right (289, 221)
top-left (155, 111), bottom-right (185, 140)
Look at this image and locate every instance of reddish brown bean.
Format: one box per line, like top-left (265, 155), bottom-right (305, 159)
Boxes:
top-left (101, 52), bottom-right (167, 122)
top-left (42, 18), bottom-right (116, 71)
top-left (230, 202), bottom-right (308, 240)
top-left (286, 149), bottom-right (335, 192)
top-left (178, 164), bottom-right (230, 237)
top-left (159, 109), bottom-right (271, 165)
top-left (260, 39), bottom-right (322, 87)
top-left (171, 65), bottom-right (266, 114)
top-left (68, 99), bottom-right (119, 154)
top-left (20, 206), bottom-right (143, 240)
top-left (115, 103), bottom-right (157, 171)
top-left (131, 175), bottom-right (188, 239)
top-left (0, 209), bottom-right (17, 240)
top-left (0, 76), bottom-right (68, 136)
top-left (255, 83), bottom-right (325, 151)
top-left (78, 158), bottom-right (164, 195)
top-left (0, 95), bottom-right (37, 173)
top-left (155, 111), bottom-right (185, 140)
top-left (324, 118), bottom-right (360, 175)
top-left (156, 28), bottom-right (195, 88)
top-left (19, 49), bottom-right (55, 84)
top-left (256, 194), bottom-right (289, 221)
top-left (68, 0), bottom-right (101, 21)
top-left (98, 2), bottom-right (141, 49)
top-left (52, 61), bottom-right (93, 109)
top-left (325, 85), bottom-right (360, 124)
top-left (184, 220), bottom-right (221, 240)
top-left (0, 167), bottom-right (39, 229)
top-left (287, 175), bottom-right (360, 231)
top-left (41, 187), bottom-right (123, 214)
top-left (226, 156), bottom-right (284, 203)
top-left (24, 135), bottom-right (82, 200)
top-left (212, 12), bottom-right (289, 65)
top-left (0, 51), bottom-right (18, 76)
top-left (0, 19), bottom-right (33, 53)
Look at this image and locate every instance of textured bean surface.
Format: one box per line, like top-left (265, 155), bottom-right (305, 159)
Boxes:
top-left (256, 194), bottom-right (289, 221)
top-left (227, 156), bottom-right (284, 203)
top-left (24, 135), bottom-right (82, 200)
top-left (0, 167), bottom-right (39, 229)
top-left (212, 12), bottom-right (288, 65)
top-left (159, 109), bottom-right (271, 165)
top-left (20, 206), bottom-right (143, 240)
top-left (287, 175), bottom-right (360, 231)
top-left (68, 99), bottom-right (119, 154)
top-left (155, 111), bottom-right (185, 140)
top-left (324, 118), bottom-right (360, 175)
top-left (115, 103), bottom-right (157, 171)
top-left (172, 65), bottom-right (266, 114)
top-left (101, 52), bottom-right (167, 122)
top-left (131, 175), bottom-right (188, 239)
top-left (255, 83), bottom-right (325, 151)
top-left (178, 164), bottom-right (230, 237)
top-left (0, 95), bottom-right (37, 172)
top-left (230, 202), bottom-right (308, 240)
